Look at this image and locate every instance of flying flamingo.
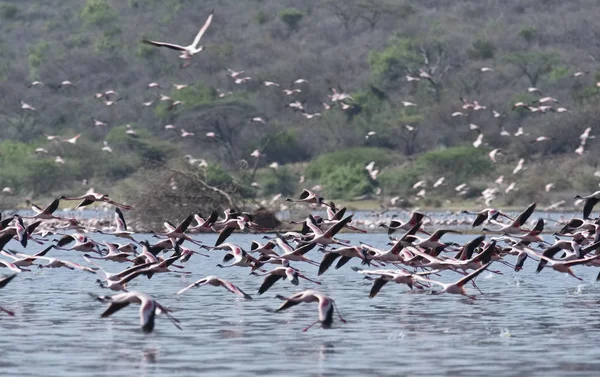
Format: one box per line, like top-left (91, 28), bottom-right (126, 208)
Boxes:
top-left (176, 276), bottom-right (252, 299)
top-left (142, 10), bottom-right (214, 62)
top-left (274, 290), bottom-right (346, 331)
top-left (58, 191), bottom-right (132, 210)
top-left (92, 291), bottom-right (182, 333)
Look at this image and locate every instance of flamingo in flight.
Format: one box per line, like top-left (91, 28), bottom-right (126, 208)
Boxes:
top-left (413, 262), bottom-right (494, 299)
top-left (92, 291), bottom-right (182, 333)
top-left (274, 290), bottom-right (346, 331)
top-left (142, 10), bottom-right (214, 61)
top-left (286, 189), bottom-right (328, 206)
top-left (176, 276), bottom-right (252, 299)
top-left (253, 265), bottom-right (321, 295)
top-left (58, 191), bottom-right (132, 210)
top-left (574, 191), bottom-right (600, 219)
top-left (482, 203), bottom-right (537, 234)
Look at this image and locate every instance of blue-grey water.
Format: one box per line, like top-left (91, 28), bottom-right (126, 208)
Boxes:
top-left (2, 233), bottom-right (600, 377)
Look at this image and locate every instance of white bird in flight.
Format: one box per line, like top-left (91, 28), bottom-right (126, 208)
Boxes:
top-left (142, 10), bottom-right (214, 60)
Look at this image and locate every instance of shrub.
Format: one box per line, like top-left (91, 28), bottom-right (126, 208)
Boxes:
top-left (468, 39), bottom-right (495, 60)
top-left (28, 41), bottom-right (50, 69)
top-left (305, 147), bottom-right (399, 180)
top-left (518, 27), bottom-right (537, 43)
top-left (256, 167), bottom-right (297, 196)
top-left (0, 140), bottom-right (67, 196)
top-left (255, 11), bottom-right (270, 25)
top-left (415, 146), bottom-right (493, 183)
top-left (81, 0), bottom-right (117, 26)
top-left (321, 165), bottom-right (373, 200)
top-left (368, 37), bottom-right (422, 84)
top-left (261, 129), bottom-right (310, 164)
top-left (205, 164), bottom-right (235, 189)
top-left (0, 3), bottom-right (19, 20)
top-left (154, 84), bottom-right (216, 119)
top-left (378, 165), bottom-right (421, 195)
top-left (279, 8), bottom-right (304, 31)
top-left (106, 125), bottom-right (176, 164)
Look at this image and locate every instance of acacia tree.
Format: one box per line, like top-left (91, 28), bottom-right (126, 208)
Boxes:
top-left (503, 51), bottom-right (560, 87)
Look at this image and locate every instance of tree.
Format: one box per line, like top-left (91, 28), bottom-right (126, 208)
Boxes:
top-left (279, 8), bottom-right (304, 33)
top-left (503, 51), bottom-right (560, 86)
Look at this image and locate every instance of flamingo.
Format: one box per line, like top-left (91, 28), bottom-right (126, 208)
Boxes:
top-left (274, 290), bottom-right (346, 331)
top-left (286, 189), bottom-right (328, 206)
top-left (20, 100), bottom-right (36, 111)
top-left (92, 291), bottom-right (181, 333)
top-left (482, 203), bottom-right (537, 234)
top-left (23, 199), bottom-right (65, 221)
top-left (58, 191), bottom-right (132, 210)
top-left (176, 276), bottom-right (252, 299)
top-left (142, 10), bottom-right (214, 61)
top-left (254, 266), bottom-right (320, 295)
top-left (462, 208), bottom-right (513, 228)
top-left (414, 262), bottom-right (493, 299)
top-left (574, 191), bottom-right (600, 219)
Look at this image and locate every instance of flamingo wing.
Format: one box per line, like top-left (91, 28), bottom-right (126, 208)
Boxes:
top-left (142, 40), bottom-right (187, 51)
top-left (191, 10), bottom-right (214, 48)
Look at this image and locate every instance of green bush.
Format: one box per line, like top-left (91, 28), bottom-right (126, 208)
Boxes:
top-left (28, 41), bottom-right (50, 69)
top-left (0, 140), bottom-right (67, 196)
top-left (255, 11), bottom-right (270, 25)
top-left (106, 125), bottom-right (176, 164)
top-left (256, 167), bottom-right (297, 196)
top-left (305, 147), bottom-right (399, 180)
top-left (468, 39), bottom-right (495, 60)
top-left (261, 129), bottom-right (309, 164)
top-left (415, 146), bottom-right (493, 183)
top-left (93, 27), bottom-right (122, 52)
top-left (378, 165), bottom-right (420, 195)
top-left (279, 8), bottom-right (304, 31)
top-left (206, 164), bottom-right (235, 189)
top-left (518, 27), bottom-right (537, 43)
top-left (81, 0), bottom-right (117, 26)
top-left (368, 37), bottom-right (422, 84)
top-left (0, 3), bottom-right (19, 19)
top-left (154, 84), bottom-right (216, 119)
top-left (321, 165), bottom-right (373, 200)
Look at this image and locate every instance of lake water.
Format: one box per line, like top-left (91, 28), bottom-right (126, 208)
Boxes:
top-left (1, 233), bottom-right (600, 377)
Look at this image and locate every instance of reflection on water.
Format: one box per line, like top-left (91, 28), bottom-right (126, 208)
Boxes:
top-left (2, 233), bottom-right (600, 376)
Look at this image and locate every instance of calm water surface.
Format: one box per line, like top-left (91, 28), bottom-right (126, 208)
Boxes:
top-left (1, 233), bottom-right (600, 377)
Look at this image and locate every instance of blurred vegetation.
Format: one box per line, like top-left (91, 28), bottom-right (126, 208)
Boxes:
top-left (1, 0), bottom-right (600, 211)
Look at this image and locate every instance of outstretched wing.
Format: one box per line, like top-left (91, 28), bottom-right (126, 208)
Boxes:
top-left (191, 10), bottom-right (214, 48)
top-left (0, 273), bottom-right (17, 289)
top-left (369, 278), bottom-right (389, 298)
top-left (457, 262), bottom-right (492, 287)
top-left (471, 213), bottom-right (487, 227)
top-left (115, 208), bottom-right (127, 231)
top-left (258, 274), bottom-right (283, 295)
top-left (318, 253), bottom-right (339, 276)
top-left (176, 278), bottom-right (208, 295)
top-left (142, 40), bottom-right (186, 51)
top-left (42, 198), bottom-right (60, 215)
top-left (219, 278), bottom-right (252, 299)
top-left (101, 302), bottom-right (131, 318)
top-left (215, 226), bottom-right (235, 247)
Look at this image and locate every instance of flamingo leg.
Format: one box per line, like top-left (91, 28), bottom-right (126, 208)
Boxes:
top-left (302, 319), bottom-right (321, 332)
top-left (0, 306), bottom-right (14, 316)
top-left (471, 281), bottom-right (484, 295)
top-left (332, 300), bottom-right (347, 324)
top-left (567, 269), bottom-right (583, 281)
top-left (299, 274), bottom-right (321, 285)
